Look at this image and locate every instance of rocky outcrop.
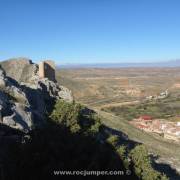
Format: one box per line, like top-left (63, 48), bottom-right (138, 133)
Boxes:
top-left (0, 57), bottom-right (38, 83)
top-left (0, 58), bottom-right (73, 133)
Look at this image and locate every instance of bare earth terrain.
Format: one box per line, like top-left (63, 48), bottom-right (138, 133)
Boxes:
top-left (57, 67), bottom-right (180, 176)
top-left (57, 67), bottom-right (180, 106)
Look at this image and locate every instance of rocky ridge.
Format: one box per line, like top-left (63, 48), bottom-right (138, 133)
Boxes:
top-left (0, 58), bottom-right (73, 133)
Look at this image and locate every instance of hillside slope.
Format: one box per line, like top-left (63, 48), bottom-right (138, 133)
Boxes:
top-left (0, 60), bottom-right (171, 179)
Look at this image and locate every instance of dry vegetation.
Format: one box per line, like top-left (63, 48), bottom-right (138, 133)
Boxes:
top-left (57, 67), bottom-right (180, 106)
top-left (57, 67), bottom-right (180, 175)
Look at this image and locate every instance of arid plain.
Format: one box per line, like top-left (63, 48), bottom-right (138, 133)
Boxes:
top-left (57, 67), bottom-right (180, 177)
top-left (57, 67), bottom-right (180, 106)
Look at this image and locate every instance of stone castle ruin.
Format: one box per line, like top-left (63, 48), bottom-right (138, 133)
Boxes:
top-left (39, 60), bottom-right (56, 82)
top-left (0, 58), bottom-right (73, 132)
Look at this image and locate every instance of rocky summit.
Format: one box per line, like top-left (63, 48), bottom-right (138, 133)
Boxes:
top-left (0, 58), bottom-right (73, 133)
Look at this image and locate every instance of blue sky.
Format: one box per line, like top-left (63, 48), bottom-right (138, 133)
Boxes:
top-left (0, 0), bottom-right (180, 64)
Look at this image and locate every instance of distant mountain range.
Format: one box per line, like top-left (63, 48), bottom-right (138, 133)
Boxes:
top-left (58, 59), bottom-right (180, 68)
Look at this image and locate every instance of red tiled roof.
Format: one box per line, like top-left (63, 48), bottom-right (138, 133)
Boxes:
top-left (139, 115), bottom-right (152, 120)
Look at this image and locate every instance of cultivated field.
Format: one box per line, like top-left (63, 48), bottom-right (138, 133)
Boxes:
top-left (57, 67), bottom-right (180, 106)
top-left (57, 67), bottom-right (180, 174)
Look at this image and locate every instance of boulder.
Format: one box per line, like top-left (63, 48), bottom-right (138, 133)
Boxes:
top-left (0, 57), bottom-right (38, 83)
top-left (0, 68), bottom-right (6, 88)
top-left (58, 85), bottom-right (73, 102)
top-left (3, 114), bottom-right (16, 127)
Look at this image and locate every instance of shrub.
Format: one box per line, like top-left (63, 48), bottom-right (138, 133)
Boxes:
top-left (129, 145), bottom-right (168, 180)
top-left (116, 145), bottom-right (130, 169)
top-left (50, 100), bottom-right (101, 135)
top-left (50, 100), bottom-right (81, 133)
top-left (106, 135), bottom-right (119, 147)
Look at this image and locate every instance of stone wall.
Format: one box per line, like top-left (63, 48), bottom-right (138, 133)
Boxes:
top-left (39, 60), bottom-right (56, 82)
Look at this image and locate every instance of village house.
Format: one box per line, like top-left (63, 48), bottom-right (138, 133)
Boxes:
top-left (130, 116), bottom-right (180, 142)
top-left (146, 90), bottom-right (169, 101)
top-left (164, 132), bottom-right (180, 142)
top-left (138, 115), bottom-right (153, 121)
top-left (150, 120), bottom-right (163, 133)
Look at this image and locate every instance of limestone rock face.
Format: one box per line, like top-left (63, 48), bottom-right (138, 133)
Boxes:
top-left (58, 85), bottom-right (74, 102)
top-left (0, 57), bottom-right (38, 83)
top-left (3, 114), bottom-right (16, 127)
top-left (0, 58), bottom-right (73, 132)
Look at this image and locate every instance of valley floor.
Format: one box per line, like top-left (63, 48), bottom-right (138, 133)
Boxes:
top-left (57, 67), bottom-right (180, 177)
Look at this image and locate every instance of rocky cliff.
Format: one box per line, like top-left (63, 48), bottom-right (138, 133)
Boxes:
top-left (0, 58), bottom-right (73, 133)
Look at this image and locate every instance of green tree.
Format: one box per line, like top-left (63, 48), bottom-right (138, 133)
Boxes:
top-left (130, 145), bottom-right (168, 180)
top-left (106, 135), bottom-right (119, 147)
top-left (50, 100), bottom-right (101, 134)
top-left (116, 145), bottom-right (130, 169)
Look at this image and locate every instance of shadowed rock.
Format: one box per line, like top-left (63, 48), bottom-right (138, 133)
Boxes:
top-left (0, 58), bottom-right (73, 132)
